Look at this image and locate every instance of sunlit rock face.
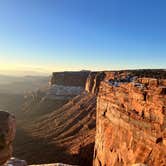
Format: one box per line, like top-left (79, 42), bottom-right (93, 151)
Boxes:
top-left (132, 164), bottom-right (148, 166)
top-left (85, 72), bottom-right (105, 94)
top-left (93, 76), bottom-right (166, 166)
top-left (0, 111), bottom-right (16, 165)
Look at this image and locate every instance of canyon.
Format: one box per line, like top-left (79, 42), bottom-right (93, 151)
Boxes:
top-left (0, 69), bottom-right (166, 166)
top-left (13, 71), bottom-right (95, 165)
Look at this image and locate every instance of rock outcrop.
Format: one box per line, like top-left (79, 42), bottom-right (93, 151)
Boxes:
top-left (49, 71), bottom-right (90, 87)
top-left (93, 74), bottom-right (166, 165)
top-left (85, 72), bottom-right (105, 94)
top-left (0, 111), bottom-right (16, 165)
top-left (46, 71), bottom-right (90, 100)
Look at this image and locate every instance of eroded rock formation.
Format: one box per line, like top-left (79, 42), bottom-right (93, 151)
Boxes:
top-left (46, 71), bottom-right (90, 100)
top-left (93, 74), bottom-right (166, 166)
top-left (85, 72), bottom-right (105, 94)
top-left (0, 111), bottom-right (16, 165)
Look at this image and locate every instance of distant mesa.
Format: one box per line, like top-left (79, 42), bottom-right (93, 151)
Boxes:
top-left (49, 71), bottom-right (90, 87)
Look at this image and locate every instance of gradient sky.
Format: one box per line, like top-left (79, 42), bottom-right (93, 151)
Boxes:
top-left (0, 0), bottom-right (166, 75)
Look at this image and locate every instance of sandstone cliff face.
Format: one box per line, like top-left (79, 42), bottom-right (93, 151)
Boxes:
top-left (0, 111), bottom-right (16, 165)
top-left (94, 76), bottom-right (166, 166)
top-left (85, 72), bottom-right (105, 94)
top-left (49, 71), bottom-right (90, 87)
top-left (47, 71), bottom-right (90, 100)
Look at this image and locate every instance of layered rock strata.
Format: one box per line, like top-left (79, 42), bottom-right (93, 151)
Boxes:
top-left (47, 71), bottom-right (90, 100)
top-left (94, 77), bottom-right (166, 166)
top-left (85, 72), bottom-right (105, 94)
top-left (49, 71), bottom-right (90, 87)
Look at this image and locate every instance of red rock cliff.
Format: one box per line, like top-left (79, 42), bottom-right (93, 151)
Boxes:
top-left (85, 72), bottom-right (105, 94)
top-left (93, 75), bottom-right (166, 166)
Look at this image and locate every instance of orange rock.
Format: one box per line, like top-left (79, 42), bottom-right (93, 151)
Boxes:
top-left (93, 75), bottom-right (166, 166)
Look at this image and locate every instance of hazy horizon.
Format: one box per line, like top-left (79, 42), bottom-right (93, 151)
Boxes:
top-left (0, 68), bottom-right (166, 77)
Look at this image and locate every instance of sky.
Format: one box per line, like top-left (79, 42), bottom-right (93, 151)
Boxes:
top-left (0, 0), bottom-right (166, 75)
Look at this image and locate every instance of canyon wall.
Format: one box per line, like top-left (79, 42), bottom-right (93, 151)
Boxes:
top-left (49, 71), bottom-right (90, 87)
top-left (93, 75), bottom-right (166, 166)
top-left (47, 71), bottom-right (90, 100)
top-left (85, 72), bottom-right (105, 94)
top-left (0, 111), bottom-right (16, 165)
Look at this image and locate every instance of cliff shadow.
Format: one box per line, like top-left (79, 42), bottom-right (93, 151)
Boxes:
top-left (77, 142), bottom-right (95, 166)
top-left (13, 127), bottom-right (78, 165)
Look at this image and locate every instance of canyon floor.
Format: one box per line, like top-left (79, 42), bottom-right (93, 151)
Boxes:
top-left (13, 93), bottom-right (96, 166)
